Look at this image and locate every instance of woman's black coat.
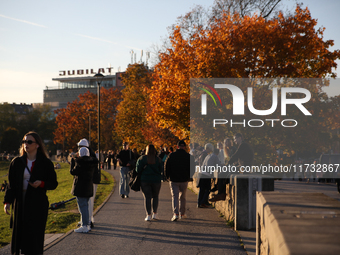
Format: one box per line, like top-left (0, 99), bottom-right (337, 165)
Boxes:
top-left (70, 156), bottom-right (96, 197)
top-left (4, 154), bottom-right (58, 255)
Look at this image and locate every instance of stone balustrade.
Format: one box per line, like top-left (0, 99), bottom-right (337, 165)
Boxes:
top-left (188, 174), bottom-right (274, 230)
top-left (256, 192), bottom-right (340, 255)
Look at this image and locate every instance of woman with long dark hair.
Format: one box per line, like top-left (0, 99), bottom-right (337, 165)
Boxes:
top-left (136, 144), bottom-right (163, 221)
top-left (3, 131), bottom-right (58, 254)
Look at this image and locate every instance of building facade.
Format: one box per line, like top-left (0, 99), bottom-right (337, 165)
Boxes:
top-left (44, 69), bottom-right (124, 112)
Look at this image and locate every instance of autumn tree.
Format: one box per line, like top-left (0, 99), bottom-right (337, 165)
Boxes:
top-left (115, 64), bottom-right (151, 150)
top-left (150, 0), bottom-right (290, 66)
top-left (1, 127), bottom-right (20, 153)
top-left (17, 104), bottom-right (56, 145)
top-left (54, 87), bottom-right (121, 152)
top-left (141, 119), bottom-right (180, 149)
top-left (149, 5), bottom-right (340, 163)
top-left (115, 63), bottom-right (179, 150)
top-left (0, 104), bottom-right (17, 135)
top-left (0, 103), bottom-right (56, 153)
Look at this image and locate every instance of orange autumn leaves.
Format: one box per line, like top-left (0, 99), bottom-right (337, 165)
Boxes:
top-left (54, 88), bottom-right (121, 150)
top-left (114, 63), bottom-right (179, 149)
top-left (149, 5), bottom-right (340, 142)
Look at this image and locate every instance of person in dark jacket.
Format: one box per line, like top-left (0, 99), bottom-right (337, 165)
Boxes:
top-left (209, 137), bottom-right (237, 203)
top-left (136, 144), bottom-right (163, 221)
top-left (3, 131), bottom-right (58, 255)
top-left (132, 148), bottom-right (140, 163)
top-left (228, 133), bottom-right (254, 167)
top-left (76, 138), bottom-right (99, 228)
top-left (117, 142), bottom-right (134, 198)
top-left (165, 140), bottom-right (195, 221)
top-left (197, 143), bottom-right (217, 208)
top-left (70, 147), bottom-right (96, 233)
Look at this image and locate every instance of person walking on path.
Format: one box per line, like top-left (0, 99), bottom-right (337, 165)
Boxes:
top-left (209, 133), bottom-right (253, 204)
top-left (3, 131), bottom-right (58, 255)
top-left (117, 142), bottom-right (134, 198)
top-left (209, 137), bottom-right (236, 203)
top-left (165, 140), bottom-right (195, 221)
top-left (197, 143), bottom-right (220, 208)
top-left (113, 150), bottom-right (118, 170)
top-left (76, 138), bottom-right (100, 228)
top-left (136, 144), bottom-right (163, 221)
top-left (70, 147), bottom-right (97, 233)
top-left (105, 151), bottom-right (112, 170)
top-left (217, 141), bottom-right (225, 165)
top-left (132, 148), bottom-right (140, 162)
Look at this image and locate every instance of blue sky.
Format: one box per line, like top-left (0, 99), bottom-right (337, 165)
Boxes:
top-left (0, 0), bottom-right (339, 104)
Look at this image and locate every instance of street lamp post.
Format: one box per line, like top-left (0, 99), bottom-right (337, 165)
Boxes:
top-left (89, 114), bottom-right (91, 145)
top-left (62, 126), bottom-right (65, 162)
top-left (63, 127), bottom-right (65, 153)
top-left (86, 109), bottom-right (95, 146)
top-left (94, 73), bottom-right (105, 171)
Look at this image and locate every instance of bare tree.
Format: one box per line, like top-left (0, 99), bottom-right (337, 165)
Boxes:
top-left (210, 0), bottom-right (284, 19)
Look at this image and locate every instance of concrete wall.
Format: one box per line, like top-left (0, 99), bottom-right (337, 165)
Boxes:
top-left (256, 192), bottom-right (340, 255)
top-left (214, 184), bottom-right (236, 222)
top-left (188, 175), bottom-right (274, 230)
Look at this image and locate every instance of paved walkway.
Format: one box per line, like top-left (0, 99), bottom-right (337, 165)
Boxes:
top-left (22, 168), bottom-right (245, 255)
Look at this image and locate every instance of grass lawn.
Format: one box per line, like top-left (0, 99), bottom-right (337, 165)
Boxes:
top-left (0, 160), bottom-right (114, 249)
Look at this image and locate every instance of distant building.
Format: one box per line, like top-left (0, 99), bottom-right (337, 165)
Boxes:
top-left (11, 103), bottom-right (33, 115)
top-left (44, 68), bottom-right (125, 112)
top-left (0, 103), bottom-right (34, 121)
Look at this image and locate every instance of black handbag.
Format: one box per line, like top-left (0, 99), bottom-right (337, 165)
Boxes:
top-left (129, 172), bottom-right (141, 192)
top-left (129, 163), bottom-right (147, 192)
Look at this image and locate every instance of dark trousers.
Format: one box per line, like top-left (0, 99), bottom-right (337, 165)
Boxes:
top-left (198, 178), bottom-right (210, 206)
top-left (141, 182), bottom-right (162, 215)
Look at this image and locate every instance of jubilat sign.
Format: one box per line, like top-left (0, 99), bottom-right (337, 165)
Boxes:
top-left (59, 67), bottom-right (114, 76)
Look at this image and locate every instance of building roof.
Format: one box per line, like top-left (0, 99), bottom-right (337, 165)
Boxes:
top-left (11, 103), bottom-right (33, 115)
top-left (52, 75), bottom-right (116, 82)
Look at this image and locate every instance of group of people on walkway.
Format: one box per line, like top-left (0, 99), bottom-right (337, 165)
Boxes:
top-left (2, 129), bottom-right (253, 255)
top-left (116, 140), bottom-right (195, 222)
top-left (115, 133), bottom-right (253, 221)
top-left (192, 133), bottom-right (254, 207)
top-left (68, 133), bottom-right (253, 225)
